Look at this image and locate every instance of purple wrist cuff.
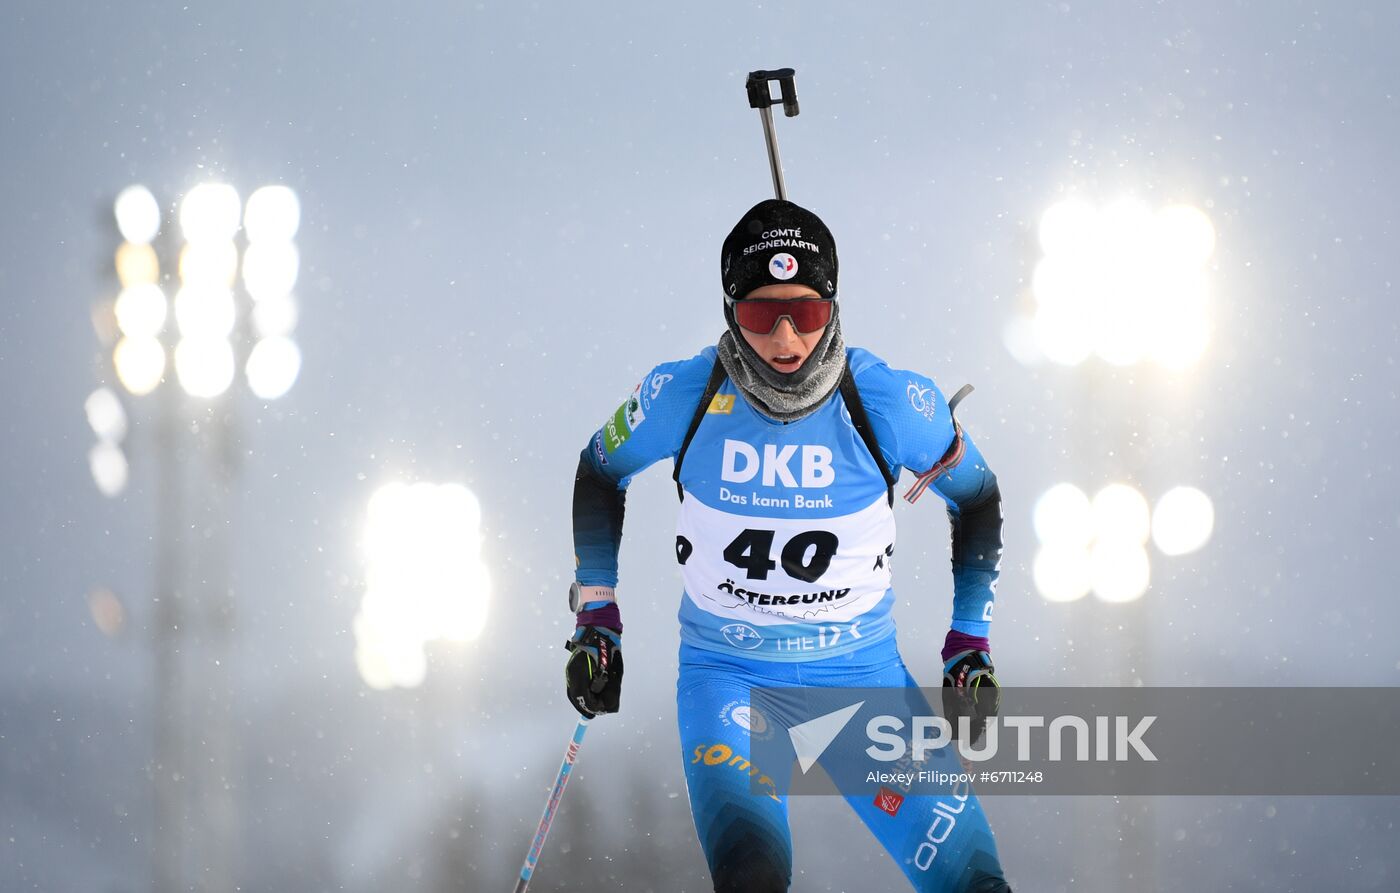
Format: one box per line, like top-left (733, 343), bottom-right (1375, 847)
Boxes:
top-left (942, 630), bottom-right (990, 663)
top-left (576, 602), bottom-right (622, 633)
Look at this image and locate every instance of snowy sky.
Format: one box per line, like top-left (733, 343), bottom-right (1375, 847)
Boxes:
top-left (1, 2), bottom-right (1397, 890)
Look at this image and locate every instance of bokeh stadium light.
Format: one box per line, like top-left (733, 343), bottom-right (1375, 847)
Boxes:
top-left (1033, 482), bottom-right (1214, 604)
top-left (175, 183), bottom-right (242, 398)
top-left (92, 181), bottom-right (303, 498)
top-left (1012, 195), bottom-right (1219, 604)
top-left (355, 482), bottom-right (492, 690)
top-left (1151, 486), bottom-right (1215, 556)
top-left (114, 183), bottom-right (162, 244)
top-left (111, 185), bottom-right (167, 398)
top-left (1006, 198), bottom-right (1216, 370)
top-left (109, 181), bottom-right (303, 403)
top-left (241, 185), bottom-right (302, 399)
top-left (84, 386), bottom-right (130, 498)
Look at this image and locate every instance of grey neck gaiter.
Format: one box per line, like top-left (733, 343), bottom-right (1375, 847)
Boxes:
top-left (716, 315), bottom-right (846, 423)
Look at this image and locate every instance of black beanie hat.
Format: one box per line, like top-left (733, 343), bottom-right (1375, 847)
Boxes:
top-left (720, 199), bottom-right (838, 299)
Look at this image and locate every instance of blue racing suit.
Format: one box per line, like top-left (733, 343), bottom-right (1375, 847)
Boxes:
top-left (573, 346), bottom-right (1008, 892)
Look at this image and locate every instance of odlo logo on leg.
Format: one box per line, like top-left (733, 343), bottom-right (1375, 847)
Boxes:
top-left (913, 778), bottom-right (971, 871)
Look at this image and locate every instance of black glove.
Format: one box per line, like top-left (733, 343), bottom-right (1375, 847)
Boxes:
top-left (564, 625), bottom-right (623, 718)
top-left (942, 649), bottom-right (1000, 744)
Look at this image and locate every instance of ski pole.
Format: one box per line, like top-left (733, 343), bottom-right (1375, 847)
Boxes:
top-left (513, 716), bottom-right (590, 893)
top-left (745, 68), bottom-right (800, 200)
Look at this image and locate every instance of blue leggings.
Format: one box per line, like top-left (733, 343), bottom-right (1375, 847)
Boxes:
top-left (677, 638), bottom-right (1009, 892)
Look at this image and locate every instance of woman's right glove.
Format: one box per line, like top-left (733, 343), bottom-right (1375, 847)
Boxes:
top-left (564, 594), bottom-right (623, 718)
top-left (564, 626), bottom-right (623, 717)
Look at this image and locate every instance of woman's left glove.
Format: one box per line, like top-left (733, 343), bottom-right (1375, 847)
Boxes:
top-left (565, 625), bottom-right (623, 718)
top-left (941, 633), bottom-right (1000, 743)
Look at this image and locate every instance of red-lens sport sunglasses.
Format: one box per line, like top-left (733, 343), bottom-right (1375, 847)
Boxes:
top-left (725, 296), bottom-right (834, 336)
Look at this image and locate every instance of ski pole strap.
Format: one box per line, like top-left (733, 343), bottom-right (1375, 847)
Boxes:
top-left (673, 360), bottom-right (729, 501)
top-left (904, 383), bottom-right (974, 504)
top-left (838, 365), bottom-right (896, 507)
top-left (514, 717), bottom-right (590, 893)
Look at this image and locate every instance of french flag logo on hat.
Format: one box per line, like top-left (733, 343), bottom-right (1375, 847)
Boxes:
top-left (769, 252), bottom-right (798, 280)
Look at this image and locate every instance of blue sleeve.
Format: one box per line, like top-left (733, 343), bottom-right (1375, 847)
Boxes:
top-left (850, 349), bottom-right (1003, 639)
top-left (572, 350), bottom-right (715, 587)
top-left (928, 430), bottom-right (1002, 638)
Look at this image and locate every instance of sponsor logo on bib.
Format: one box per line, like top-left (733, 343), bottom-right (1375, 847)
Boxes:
top-left (721, 439), bottom-right (835, 488)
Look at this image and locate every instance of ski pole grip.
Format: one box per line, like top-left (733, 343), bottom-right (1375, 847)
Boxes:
top-left (746, 68), bottom-right (800, 117)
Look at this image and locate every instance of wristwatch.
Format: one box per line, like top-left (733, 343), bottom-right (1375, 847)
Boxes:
top-left (568, 582), bottom-right (616, 612)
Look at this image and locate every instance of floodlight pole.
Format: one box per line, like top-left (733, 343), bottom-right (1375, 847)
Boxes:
top-left (124, 206), bottom-right (244, 893)
top-left (151, 372), bottom-right (184, 893)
